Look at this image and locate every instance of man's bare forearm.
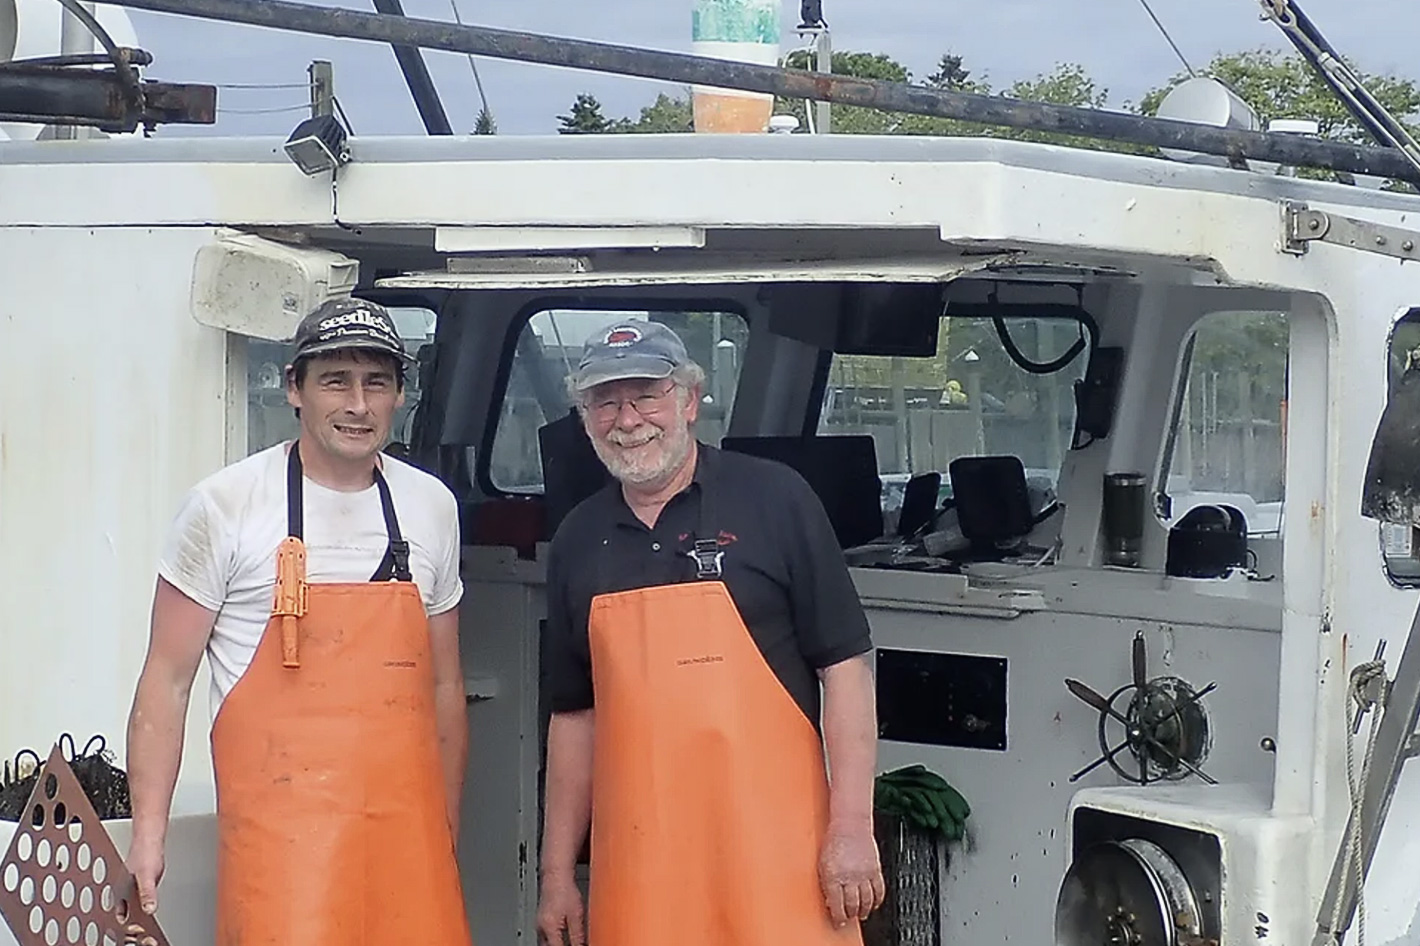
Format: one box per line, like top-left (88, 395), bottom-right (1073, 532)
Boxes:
top-left (541, 709), bottom-right (595, 879)
top-left (435, 679), bottom-right (469, 836)
top-left (126, 671), bottom-right (194, 848)
top-left (821, 655), bottom-right (878, 831)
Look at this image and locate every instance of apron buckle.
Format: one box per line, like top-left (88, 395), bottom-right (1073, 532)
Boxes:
top-left (687, 538), bottom-right (724, 580)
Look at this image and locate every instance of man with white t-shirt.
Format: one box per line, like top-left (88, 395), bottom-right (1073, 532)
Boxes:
top-left (123, 297), bottom-right (473, 946)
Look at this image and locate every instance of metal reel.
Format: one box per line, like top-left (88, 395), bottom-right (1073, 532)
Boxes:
top-left (1055, 838), bottom-right (1208, 946)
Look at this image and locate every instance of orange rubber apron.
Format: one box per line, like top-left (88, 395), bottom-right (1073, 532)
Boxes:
top-left (209, 443), bottom-right (471, 946)
top-left (586, 490), bottom-right (863, 946)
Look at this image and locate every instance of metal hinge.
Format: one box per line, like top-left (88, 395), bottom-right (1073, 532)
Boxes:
top-left (1283, 201), bottom-right (1420, 261)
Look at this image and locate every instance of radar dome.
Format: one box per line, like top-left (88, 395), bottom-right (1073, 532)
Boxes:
top-left (1155, 76), bottom-right (1261, 168)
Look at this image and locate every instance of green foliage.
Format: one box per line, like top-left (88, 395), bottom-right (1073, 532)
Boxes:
top-left (781, 50), bottom-right (912, 134)
top-left (621, 92), bottom-right (695, 133)
top-left (554, 91), bottom-right (695, 134)
top-left (1137, 48), bottom-right (1420, 146)
top-left (473, 107), bottom-right (497, 135)
top-left (1187, 312), bottom-right (1289, 409)
top-left (557, 93), bottom-right (623, 134)
top-left (559, 44), bottom-right (1418, 182)
top-left (1137, 48), bottom-right (1420, 187)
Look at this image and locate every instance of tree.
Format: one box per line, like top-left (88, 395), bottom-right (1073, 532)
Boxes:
top-left (1138, 48), bottom-right (1420, 145)
top-left (554, 91), bottom-right (693, 134)
top-left (1137, 49), bottom-right (1420, 187)
top-left (558, 94), bottom-right (625, 134)
top-left (473, 107), bottom-right (497, 135)
top-left (781, 50), bottom-right (912, 134)
top-left (559, 47), bottom-right (1418, 182)
top-left (622, 92), bottom-right (694, 133)
top-left (924, 54), bottom-right (974, 91)
top-left (894, 60), bottom-right (1137, 149)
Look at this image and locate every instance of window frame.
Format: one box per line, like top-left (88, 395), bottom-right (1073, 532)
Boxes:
top-left (476, 296), bottom-right (752, 498)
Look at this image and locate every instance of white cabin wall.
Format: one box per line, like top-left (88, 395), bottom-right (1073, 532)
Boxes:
top-left (0, 225), bottom-right (228, 815)
top-left (1316, 289), bottom-right (1420, 945)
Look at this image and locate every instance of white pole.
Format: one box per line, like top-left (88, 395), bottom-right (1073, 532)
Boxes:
top-left (54, 1), bottom-right (96, 140)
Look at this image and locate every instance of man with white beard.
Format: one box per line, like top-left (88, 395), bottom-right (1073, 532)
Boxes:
top-left (536, 320), bottom-right (884, 946)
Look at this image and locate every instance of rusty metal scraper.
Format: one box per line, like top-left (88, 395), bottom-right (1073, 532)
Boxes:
top-left (0, 744), bottom-right (169, 946)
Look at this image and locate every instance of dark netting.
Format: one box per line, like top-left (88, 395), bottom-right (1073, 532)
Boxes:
top-left (863, 811), bottom-right (944, 946)
top-left (0, 734), bottom-right (131, 822)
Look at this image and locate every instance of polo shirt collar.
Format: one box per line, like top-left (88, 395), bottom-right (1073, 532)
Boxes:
top-left (605, 440), bottom-right (716, 529)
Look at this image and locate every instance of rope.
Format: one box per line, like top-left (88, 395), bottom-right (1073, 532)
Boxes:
top-left (1330, 659), bottom-right (1387, 946)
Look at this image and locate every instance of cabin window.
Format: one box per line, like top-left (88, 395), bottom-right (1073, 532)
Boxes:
top-left (244, 306), bottom-right (437, 456)
top-left (816, 314), bottom-right (1090, 529)
top-left (487, 308), bottom-right (750, 493)
top-left (1157, 310), bottom-right (1287, 535)
top-left (1381, 308), bottom-right (1420, 586)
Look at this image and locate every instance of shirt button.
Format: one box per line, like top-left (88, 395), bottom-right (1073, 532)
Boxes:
top-left (652, 542), bottom-right (662, 552)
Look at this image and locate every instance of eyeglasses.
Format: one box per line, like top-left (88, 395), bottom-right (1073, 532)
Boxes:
top-left (585, 382), bottom-right (678, 422)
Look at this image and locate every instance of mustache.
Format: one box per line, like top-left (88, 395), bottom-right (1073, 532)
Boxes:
top-left (607, 427), bottom-right (664, 448)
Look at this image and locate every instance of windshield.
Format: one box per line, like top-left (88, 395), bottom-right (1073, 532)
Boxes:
top-left (818, 314), bottom-right (1090, 520)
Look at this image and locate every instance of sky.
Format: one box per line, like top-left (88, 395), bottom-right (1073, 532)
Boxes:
top-left (90, 0), bottom-right (1420, 138)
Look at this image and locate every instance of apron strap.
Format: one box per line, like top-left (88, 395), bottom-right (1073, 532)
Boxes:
top-left (286, 443), bottom-right (413, 584)
top-left (369, 468), bottom-right (413, 583)
top-left (686, 456), bottom-right (723, 581)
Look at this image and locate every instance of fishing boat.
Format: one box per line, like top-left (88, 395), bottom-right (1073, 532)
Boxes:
top-left (3, 1), bottom-right (1420, 944)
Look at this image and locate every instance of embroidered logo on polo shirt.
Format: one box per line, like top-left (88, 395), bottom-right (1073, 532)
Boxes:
top-left (678, 530), bottom-right (738, 547)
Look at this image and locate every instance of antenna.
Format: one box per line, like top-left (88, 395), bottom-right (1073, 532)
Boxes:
top-left (1259, 0), bottom-right (1420, 178)
top-left (1130, 0), bottom-right (1195, 77)
top-left (447, 0), bottom-right (493, 133)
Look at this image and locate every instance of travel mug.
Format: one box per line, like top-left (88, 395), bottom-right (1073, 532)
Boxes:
top-left (1102, 472), bottom-right (1147, 567)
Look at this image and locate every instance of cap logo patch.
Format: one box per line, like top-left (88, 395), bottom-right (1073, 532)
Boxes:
top-left (604, 326), bottom-right (642, 348)
top-left (318, 308), bottom-right (392, 335)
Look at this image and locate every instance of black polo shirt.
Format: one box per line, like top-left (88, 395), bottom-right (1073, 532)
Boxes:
top-left (543, 443), bottom-right (874, 726)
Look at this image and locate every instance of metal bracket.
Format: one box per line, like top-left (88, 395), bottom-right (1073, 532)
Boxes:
top-left (1284, 202), bottom-right (1420, 261)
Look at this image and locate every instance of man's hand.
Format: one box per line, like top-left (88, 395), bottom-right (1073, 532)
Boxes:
top-left (818, 822), bottom-right (885, 927)
top-left (538, 711), bottom-right (594, 945)
top-left (124, 577), bottom-right (215, 919)
top-left (536, 872), bottom-right (586, 946)
top-left (817, 654), bottom-right (883, 925)
top-left (126, 834), bottom-right (166, 916)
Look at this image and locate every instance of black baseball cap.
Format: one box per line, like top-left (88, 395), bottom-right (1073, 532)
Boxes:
top-left (291, 297), bottom-right (414, 364)
top-left (571, 320), bottom-right (691, 392)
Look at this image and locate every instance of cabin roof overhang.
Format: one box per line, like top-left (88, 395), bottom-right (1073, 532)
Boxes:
top-left (3, 132), bottom-right (1418, 295)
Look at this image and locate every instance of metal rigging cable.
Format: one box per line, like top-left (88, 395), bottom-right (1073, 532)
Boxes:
top-left (1130, 0), bottom-right (1196, 77)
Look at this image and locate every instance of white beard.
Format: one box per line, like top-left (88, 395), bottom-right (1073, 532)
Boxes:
top-left (590, 410), bottom-right (695, 487)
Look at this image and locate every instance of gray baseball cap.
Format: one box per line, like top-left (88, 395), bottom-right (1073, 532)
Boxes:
top-left (571, 320), bottom-right (690, 392)
top-left (291, 297), bottom-right (415, 364)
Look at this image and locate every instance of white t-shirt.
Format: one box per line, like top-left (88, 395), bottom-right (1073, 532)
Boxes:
top-left (157, 442), bottom-right (464, 719)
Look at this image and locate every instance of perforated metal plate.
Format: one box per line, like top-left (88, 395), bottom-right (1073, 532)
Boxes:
top-left (0, 745), bottom-right (168, 946)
